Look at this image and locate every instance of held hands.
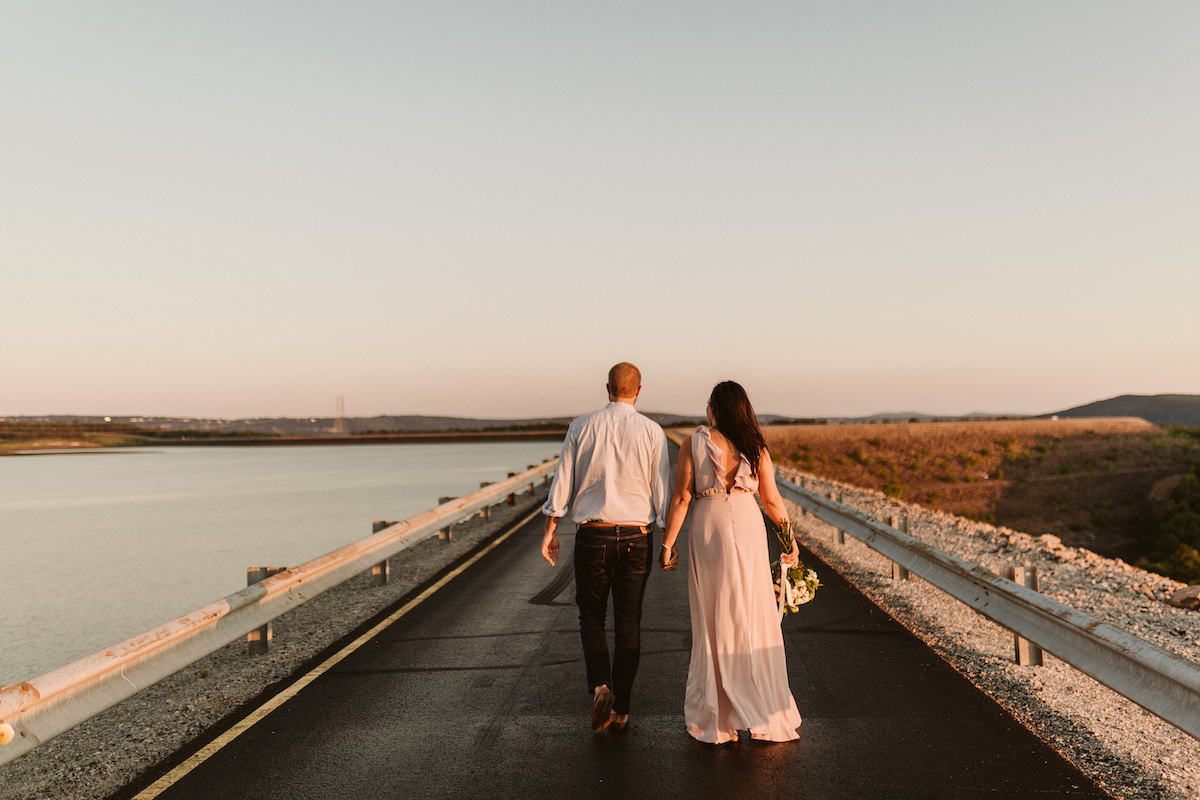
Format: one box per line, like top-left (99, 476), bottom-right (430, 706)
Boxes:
top-left (660, 543), bottom-right (678, 571)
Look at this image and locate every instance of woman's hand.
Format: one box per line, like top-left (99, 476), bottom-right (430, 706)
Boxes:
top-left (780, 549), bottom-right (799, 568)
top-left (660, 543), bottom-right (678, 571)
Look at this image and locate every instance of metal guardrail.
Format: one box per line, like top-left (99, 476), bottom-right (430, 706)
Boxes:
top-left (0, 460), bottom-right (557, 764)
top-left (664, 429), bottom-right (688, 446)
top-left (775, 471), bottom-right (1200, 742)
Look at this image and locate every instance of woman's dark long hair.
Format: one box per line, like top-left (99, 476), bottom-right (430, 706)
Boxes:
top-left (708, 381), bottom-right (767, 477)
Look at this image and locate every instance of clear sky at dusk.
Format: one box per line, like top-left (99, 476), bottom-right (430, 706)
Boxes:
top-left (3, 2), bottom-right (1197, 420)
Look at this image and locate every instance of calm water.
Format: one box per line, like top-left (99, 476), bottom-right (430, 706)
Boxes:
top-left (0, 441), bottom-right (560, 685)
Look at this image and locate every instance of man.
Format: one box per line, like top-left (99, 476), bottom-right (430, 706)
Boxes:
top-left (541, 362), bottom-right (672, 732)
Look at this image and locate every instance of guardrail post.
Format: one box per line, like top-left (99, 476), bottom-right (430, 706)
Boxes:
top-left (888, 516), bottom-right (910, 580)
top-left (799, 476), bottom-right (807, 516)
top-left (479, 482), bottom-right (493, 520)
top-left (1005, 566), bottom-right (1044, 666)
top-left (368, 522), bottom-right (395, 584)
top-left (834, 492), bottom-right (846, 545)
top-left (246, 566), bottom-right (286, 656)
top-left (437, 496), bottom-right (456, 540)
top-left (506, 473), bottom-right (517, 506)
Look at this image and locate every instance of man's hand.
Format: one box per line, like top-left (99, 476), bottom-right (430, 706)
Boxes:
top-left (542, 516), bottom-right (560, 566)
top-left (660, 543), bottom-right (678, 572)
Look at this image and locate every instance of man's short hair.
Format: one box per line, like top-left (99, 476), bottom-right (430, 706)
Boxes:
top-left (608, 362), bottom-right (641, 399)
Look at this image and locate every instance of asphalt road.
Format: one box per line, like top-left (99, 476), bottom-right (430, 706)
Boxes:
top-left (144, 512), bottom-right (1108, 800)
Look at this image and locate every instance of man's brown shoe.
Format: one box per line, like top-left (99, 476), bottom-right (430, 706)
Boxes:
top-left (591, 685), bottom-right (614, 730)
top-left (609, 712), bottom-right (629, 733)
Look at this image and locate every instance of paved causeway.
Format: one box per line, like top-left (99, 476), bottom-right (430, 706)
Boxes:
top-left (143, 508), bottom-right (1107, 799)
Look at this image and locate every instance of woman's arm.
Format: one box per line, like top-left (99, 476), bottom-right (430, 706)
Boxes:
top-left (757, 449), bottom-right (787, 527)
top-left (660, 437), bottom-right (695, 566)
top-left (757, 450), bottom-right (799, 565)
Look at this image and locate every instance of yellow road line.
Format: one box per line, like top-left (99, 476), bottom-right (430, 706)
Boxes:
top-left (133, 506), bottom-right (544, 799)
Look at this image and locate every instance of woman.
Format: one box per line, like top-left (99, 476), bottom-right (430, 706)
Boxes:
top-left (661, 381), bottom-right (803, 744)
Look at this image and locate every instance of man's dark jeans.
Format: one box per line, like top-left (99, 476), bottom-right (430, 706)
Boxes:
top-left (574, 528), bottom-right (653, 715)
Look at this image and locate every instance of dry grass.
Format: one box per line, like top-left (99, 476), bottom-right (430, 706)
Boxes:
top-left (0, 432), bottom-right (145, 454)
top-left (760, 417), bottom-right (1200, 560)
top-left (765, 417), bottom-right (1153, 454)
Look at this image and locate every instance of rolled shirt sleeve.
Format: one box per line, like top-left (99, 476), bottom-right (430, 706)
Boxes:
top-left (542, 424), bottom-right (577, 518)
top-left (650, 428), bottom-right (672, 527)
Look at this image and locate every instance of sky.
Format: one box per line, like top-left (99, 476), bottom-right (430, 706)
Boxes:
top-left (3, 2), bottom-right (1198, 420)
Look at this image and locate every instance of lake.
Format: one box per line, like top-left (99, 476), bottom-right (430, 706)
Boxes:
top-left (0, 441), bottom-right (561, 685)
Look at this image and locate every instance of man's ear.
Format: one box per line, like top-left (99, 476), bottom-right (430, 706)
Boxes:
top-left (635, 386), bottom-right (642, 400)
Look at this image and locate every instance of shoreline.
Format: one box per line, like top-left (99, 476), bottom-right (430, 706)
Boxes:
top-left (0, 429), bottom-right (568, 456)
top-left (127, 430), bottom-right (569, 447)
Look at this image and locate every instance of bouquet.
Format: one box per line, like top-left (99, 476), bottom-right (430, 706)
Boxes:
top-left (771, 520), bottom-right (820, 615)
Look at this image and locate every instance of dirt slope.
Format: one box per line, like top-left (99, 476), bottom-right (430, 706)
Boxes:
top-left (761, 418), bottom-right (1200, 560)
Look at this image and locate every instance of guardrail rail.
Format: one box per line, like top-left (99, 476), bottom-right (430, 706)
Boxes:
top-left (773, 469), bottom-right (1200, 742)
top-left (0, 460), bottom-right (557, 764)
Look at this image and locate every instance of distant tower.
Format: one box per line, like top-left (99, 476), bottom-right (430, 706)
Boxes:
top-left (332, 395), bottom-right (348, 435)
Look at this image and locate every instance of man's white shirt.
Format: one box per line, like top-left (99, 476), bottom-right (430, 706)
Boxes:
top-left (542, 401), bottom-right (672, 527)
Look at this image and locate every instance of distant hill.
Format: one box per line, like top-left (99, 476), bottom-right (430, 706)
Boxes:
top-left (2, 412), bottom-right (710, 436)
top-left (0, 410), bottom-right (1013, 434)
top-left (846, 411), bottom-right (939, 423)
top-left (0, 414), bottom-right (574, 436)
top-left (820, 411), bottom-right (1022, 425)
top-left (1045, 395), bottom-right (1200, 427)
top-left (3, 407), bottom-right (1056, 435)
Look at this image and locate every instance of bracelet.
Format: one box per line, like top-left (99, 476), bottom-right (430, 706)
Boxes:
top-left (662, 543), bottom-right (673, 550)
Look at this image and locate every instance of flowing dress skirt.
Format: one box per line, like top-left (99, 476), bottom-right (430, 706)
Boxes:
top-left (685, 491), bottom-right (803, 743)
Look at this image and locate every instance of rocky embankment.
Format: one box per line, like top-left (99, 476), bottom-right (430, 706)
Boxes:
top-left (0, 485), bottom-right (550, 800)
top-left (781, 468), bottom-right (1200, 800)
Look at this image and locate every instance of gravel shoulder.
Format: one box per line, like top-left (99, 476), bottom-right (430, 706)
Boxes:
top-left (0, 485), bottom-right (550, 800)
top-left (780, 468), bottom-right (1199, 800)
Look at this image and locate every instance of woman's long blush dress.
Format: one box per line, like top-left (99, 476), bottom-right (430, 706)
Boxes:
top-left (684, 427), bottom-right (803, 744)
